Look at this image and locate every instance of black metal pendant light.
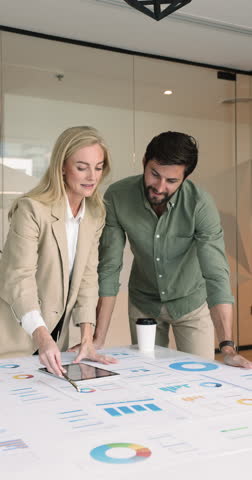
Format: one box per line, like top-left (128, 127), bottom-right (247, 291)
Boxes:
top-left (123, 0), bottom-right (192, 21)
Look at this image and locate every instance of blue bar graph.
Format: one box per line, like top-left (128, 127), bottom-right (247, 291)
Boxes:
top-left (145, 403), bottom-right (162, 412)
top-left (104, 401), bottom-right (162, 416)
top-left (104, 408), bottom-right (122, 417)
top-left (118, 406), bottom-right (134, 414)
top-left (132, 405), bottom-right (146, 412)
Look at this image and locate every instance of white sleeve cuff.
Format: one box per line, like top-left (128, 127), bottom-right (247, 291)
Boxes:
top-left (21, 310), bottom-right (48, 337)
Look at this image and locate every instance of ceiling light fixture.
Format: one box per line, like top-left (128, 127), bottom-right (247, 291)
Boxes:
top-left (123, 0), bottom-right (192, 21)
top-left (164, 90), bottom-right (173, 95)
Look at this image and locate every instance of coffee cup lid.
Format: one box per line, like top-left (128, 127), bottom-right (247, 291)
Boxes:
top-left (136, 318), bottom-right (157, 325)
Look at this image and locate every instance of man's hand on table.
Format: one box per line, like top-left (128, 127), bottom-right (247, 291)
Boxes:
top-left (93, 335), bottom-right (105, 350)
top-left (221, 345), bottom-right (252, 368)
top-left (68, 340), bottom-right (118, 365)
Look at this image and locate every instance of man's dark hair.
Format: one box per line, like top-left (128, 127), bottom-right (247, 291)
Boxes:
top-left (144, 131), bottom-right (198, 178)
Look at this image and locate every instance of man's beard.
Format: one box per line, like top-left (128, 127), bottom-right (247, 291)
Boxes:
top-left (144, 183), bottom-right (170, 206)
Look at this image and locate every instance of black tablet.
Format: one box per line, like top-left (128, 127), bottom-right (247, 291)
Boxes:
top-left (39, 362), bottom-right (119, 381)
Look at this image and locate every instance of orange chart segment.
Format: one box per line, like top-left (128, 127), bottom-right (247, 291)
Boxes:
top-left (237, 399), bottom-right (252, 405)
top-left (136, 447), bottom-right (152, 457)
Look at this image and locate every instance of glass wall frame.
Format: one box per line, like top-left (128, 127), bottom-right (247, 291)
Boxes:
top-left (0, 31), bottom-right (3, 252)
top-left (1, 29), bottom-right (251, 349)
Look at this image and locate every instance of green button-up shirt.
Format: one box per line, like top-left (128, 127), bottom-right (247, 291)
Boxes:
top-left (98, 175), bottom-right (234, 319)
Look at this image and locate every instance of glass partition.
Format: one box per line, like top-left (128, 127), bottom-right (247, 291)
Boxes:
top-left (236, 74), bottom-right (252, 349)
top-left (1, 29), bottom-right (251, 350)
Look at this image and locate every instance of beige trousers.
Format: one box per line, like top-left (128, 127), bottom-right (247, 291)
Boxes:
top-left (129, 300), bottom-right (215, 360)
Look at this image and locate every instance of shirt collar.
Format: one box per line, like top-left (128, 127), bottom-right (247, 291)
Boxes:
top-left (65, 195), bottom-right (85, 222)
top-left (168, 185), bottom-right (181, 208)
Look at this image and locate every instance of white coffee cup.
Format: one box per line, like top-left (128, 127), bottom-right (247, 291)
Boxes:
top-left (136, 318), bottom-right (157, 352)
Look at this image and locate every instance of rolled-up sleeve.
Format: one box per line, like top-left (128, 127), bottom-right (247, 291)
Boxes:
top-left (98, 189), bottom-right (126, 297)
top-left (195, 191), bottom-right (234, 308)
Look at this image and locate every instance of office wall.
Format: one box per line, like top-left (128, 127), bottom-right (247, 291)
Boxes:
top-left (0, 30), bottom-right (251, 349)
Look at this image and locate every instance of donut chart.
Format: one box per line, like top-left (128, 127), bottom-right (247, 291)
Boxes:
top-left (79, 387), bottom-right (96, 393)
top-left (200, 382), bottom-right (222, 388)
top-left (13, 374), bottom-right (34, 380)
top-left (0, 364), bottom-right (20, 369)
top-left (169, 361), bottom-right (218, 372)
top-left (90, 442), bottom-right (152, 464)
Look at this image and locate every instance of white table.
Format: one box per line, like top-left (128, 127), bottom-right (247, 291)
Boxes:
top-left (1, 345), bottom-right (252, 479)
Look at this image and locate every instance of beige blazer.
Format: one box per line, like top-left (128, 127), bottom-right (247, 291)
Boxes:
top-left (0, 196), bottom-right (104, 357)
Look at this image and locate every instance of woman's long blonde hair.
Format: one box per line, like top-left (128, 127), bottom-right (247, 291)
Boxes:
top-left (9, 126), bottom-right (111, 219)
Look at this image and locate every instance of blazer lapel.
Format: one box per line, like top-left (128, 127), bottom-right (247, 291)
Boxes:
top-left (51, 198), bottom-right (69, 306)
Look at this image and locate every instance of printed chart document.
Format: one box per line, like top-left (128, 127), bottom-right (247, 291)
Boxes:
top-left (1, 346), bottom-right (252, 480)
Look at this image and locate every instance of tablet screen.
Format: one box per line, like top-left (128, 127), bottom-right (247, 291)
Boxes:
top-left (39, 363), bottom-right (119, 381)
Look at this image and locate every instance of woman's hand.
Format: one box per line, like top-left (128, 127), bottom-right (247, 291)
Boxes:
top-left (68, 340), bottom-right (117, 365)
top-left (33, 326), bottom-right (66, 376)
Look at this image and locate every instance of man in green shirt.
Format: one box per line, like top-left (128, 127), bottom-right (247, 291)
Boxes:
top-left (95, 131), bottom-right (251, 368)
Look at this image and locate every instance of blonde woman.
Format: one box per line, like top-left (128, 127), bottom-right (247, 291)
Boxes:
top-left (0, 126), bottom-right (116, 375)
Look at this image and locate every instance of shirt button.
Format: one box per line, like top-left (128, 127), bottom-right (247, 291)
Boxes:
top-left (159, 274), bottom-right (163, 278)
top-left (156, 258), bottom-right (160, 261)
top-left (156, 234), bottom-right (160, 238)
